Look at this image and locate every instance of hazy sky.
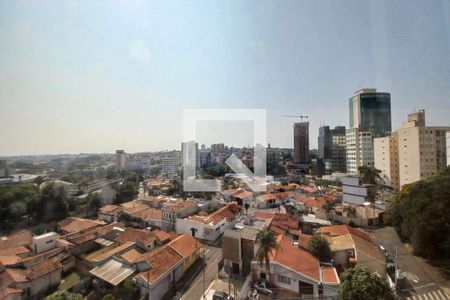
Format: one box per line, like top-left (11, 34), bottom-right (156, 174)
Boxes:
top-left (1, 0), bottom-right (450, 155)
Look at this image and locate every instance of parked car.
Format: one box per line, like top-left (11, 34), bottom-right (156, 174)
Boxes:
top-left (254, 281), bottom-right (274, 296)
top-left (213, 290), bottom-right (233, 300)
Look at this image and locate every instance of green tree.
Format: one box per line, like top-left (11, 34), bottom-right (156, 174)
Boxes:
top-left (0, 185), bottom-right (39, 231)
top-left (358, 166), bottom-right (381, 185)
top-left (338, 265), bottom-right (396, 300)
top-left (115, 181), bottom-right (138, 203)
top-left (44, 291), bottom-right (83, 300)
top-left (87, 192), bottom-right (102, 210)
top-left (255, 229), bottom-right (279, 284)
top-left (306, 235), bottom-right (332, 261)
top-left (391, 168), bottom-right (450, 259)
top-left (37, 182), bottom-right (69, 222)
top-left (322, 200), bottom-right (337, 221)
top-left (101, 294), bottom-right (115, 300)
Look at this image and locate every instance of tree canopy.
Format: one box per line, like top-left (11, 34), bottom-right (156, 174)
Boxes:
top-left (255, 229), bottom-right (278, 283)
top-left (44, 291), bottom-right (83, 300)
top-left (391, 167), bottom-right (450, 259)
top-left (0, 185), bottom-right (39, 232)
top-left (37, 182), bottom-right (70, 222)
top-left (358, 166), bottom-right (381, 185)
top-left (338, 265), bottom-right (395, 300)
top-left (306, 235), bottom-right (332, 261)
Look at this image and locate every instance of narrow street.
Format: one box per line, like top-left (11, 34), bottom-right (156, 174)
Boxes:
top-left (370, 227), bottom-right (450, 300)
top-left (181, 245), bottom-right (223, 300)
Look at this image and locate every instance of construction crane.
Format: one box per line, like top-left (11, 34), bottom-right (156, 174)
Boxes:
top-left (281, 115), bottom-right (309, 122)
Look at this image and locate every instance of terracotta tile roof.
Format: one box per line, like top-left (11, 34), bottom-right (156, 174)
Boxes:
top-left (0, 255), bottom-right (21, 266)
top-left (92, 242), bottom-right (135, 262)
top-left (58, 217), bottom-right (106, 234)
top-left (270, 235), bottom-right (320, 281)
top-left (252, 211), bottom-right (275, 220)
top-left (0, 287), bottom-right (23, 299)
top-left (186, 203), bottom-right (239, 225)
top-left (322, 267), bottom-right (339, 284)
top-left (0, 246), bottom-right (30, 256)
top-left (120, 249), bottom-right (142, 263)
top-left (0, 230), bottom-right (32, 250)
top-left (257, 193), bottom-right (279, 201)
top-left (318, 225), bottom-right (373, 244)
top-left (26, 259), bottom-right (62, 280)
top-left (99, 204), bottom-right (122, 215)
top-left (168, 234), bottom-right (201, 258)
top-left (130, 207), bottom-right (162, 221)
top-left (152, 230), bottom-right (172, 243)
top-left (115, 228), bottom-right (155, 246)
top-left (163, 199), bottom-right (197, 213)
top-left (298, 185), bottom-right (318, 194)
top-left (67, 222), bottom-right (123, 245)
top-left (134, 245), bottom-right (182, 284)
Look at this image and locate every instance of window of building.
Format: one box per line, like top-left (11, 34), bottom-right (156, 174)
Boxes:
top-left (277, 274), bottom-right (291, 285)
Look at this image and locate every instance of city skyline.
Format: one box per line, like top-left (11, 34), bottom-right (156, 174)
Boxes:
top-left (1, 1), bottom-right (450, 156)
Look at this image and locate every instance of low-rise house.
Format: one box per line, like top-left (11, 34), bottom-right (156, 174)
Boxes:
top-left (114, 228), bottom-right (157, 251)
top-left (256, 192), bottom-right (296, 208)
top-left (133, 245), bottom-right (184, 300)
top-left (168, 234), bottom-right (202, 272)
top-left (316, 225), bottom-right (386, 277)
top-left (98, 205), bottom-right (122, 223)
top-left (176, 203), bottom-right (240, 241)
top-left (0, 259), bottom-right (62, 300)
top-left (58, 217), bottom-right (106, 235)
top-left (90, 257), bottom-right (136, 290)
top-left (161, 199), bottom-right (198, 232)
top-left (251, 235), bottom-right (339, 298)
top-left (221, 188), bottom-right (253, 206)
top-left (333, 203), bottom-right (385, 227)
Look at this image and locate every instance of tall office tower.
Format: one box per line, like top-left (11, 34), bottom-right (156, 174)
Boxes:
top-left (318, 126), bottom-right (332, 160)
top-left (374, 110), bottom-right (450, 190)
top-left (116, 150), bottom-right (126, 171)
top-left (447, 131), bottom-right (450, 167)
top-left (181, 141), bottom-right (200, 169)
top-left (293, 122), bottom-right (310, 164)
top-left (346, 88), bottom-right (392, 173)
top-left (374, 133), bottom-right (399, 191)
top-left (0, 160), bottom-right (8, 177)
top-left (161, 157), bottom-right (177, 177)
top-left (318, 125), bottom-right (347, 173)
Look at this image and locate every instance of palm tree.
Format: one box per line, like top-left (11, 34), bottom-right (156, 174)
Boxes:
top-left (358, 166), bottom-right (381, 185)
top-left (255, 229), bottom-right (278, 284)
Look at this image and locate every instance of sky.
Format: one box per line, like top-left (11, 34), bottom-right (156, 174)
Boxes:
top-left (1, 0), bottom-right (450, 155)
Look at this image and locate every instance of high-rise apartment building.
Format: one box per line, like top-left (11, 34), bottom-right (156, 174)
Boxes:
top-left (318, 126), bottom-right (346, 173)
top-left (161, 157), bottom-right (177, 177)
top-left (447, 131), bottom-right (450, 167)
top-left (293, 122), bottom-right (310, 164)
top-left (116, 150), bottom-right (126, 171)
top-left (346, 89), bottom-right (391, 173)
top-left (374, 110), bottom-right (450, 189)
top-left (181, 141), bottom-right (200, 169)
top-left (374, 133), bottom-right (399, 191)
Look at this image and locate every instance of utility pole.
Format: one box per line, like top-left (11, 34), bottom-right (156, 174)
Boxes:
top-left (203, 249), bottom-right (206, 299)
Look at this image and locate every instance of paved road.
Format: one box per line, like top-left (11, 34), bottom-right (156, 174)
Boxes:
top-left (370, 227), bottom-right (449, 300)
top-left (181, 245), bottom-right (222, 300)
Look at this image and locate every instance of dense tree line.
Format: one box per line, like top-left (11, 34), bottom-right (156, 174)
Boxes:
top-left (0, 183), bottom-right (70, 232)
top-left (390, 168), bottom-right (450, 259)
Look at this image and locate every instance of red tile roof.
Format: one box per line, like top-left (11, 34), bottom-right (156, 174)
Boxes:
top-left (58, 217), bottom-right (106, 234)
top-left (115, 228), bottom-right (155, 246)
top-left (271, 235), bottom-right (320, 281)
top-left (0, 230), bottom-right (32, 250)
top-left (168, 234), bottom-right (201, 258)
top-left (322, 267), bottom-right (339, 284)
top-left (99, 205), bottom-right (122, 216)
top-left (318, 225), bottom-right (374, 244)
top-left (135, 245), bottom-right (183, 284)
top-left (92, 242), bottom-right (135, 262)
top-left (120, 249), bottom-right (142, 263)
top-left (26, 259), bottom-right (62, 280)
